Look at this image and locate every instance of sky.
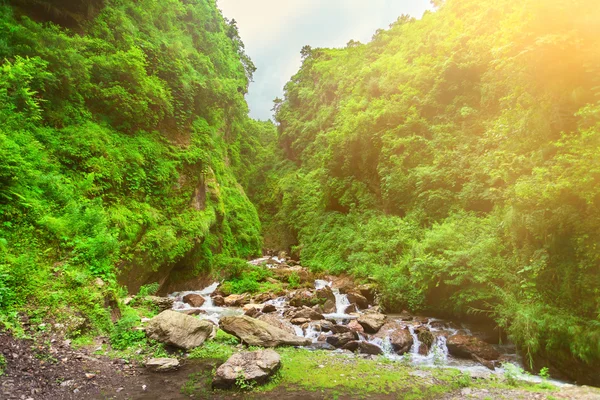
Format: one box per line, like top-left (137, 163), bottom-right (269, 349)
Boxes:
top-left (217, 0), bottom-right (433, 120)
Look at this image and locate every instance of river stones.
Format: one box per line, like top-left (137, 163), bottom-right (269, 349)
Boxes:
top-left (220, 315), bottom-right (311, 347)
top-left (346, 292), bottom-right (369, 309)
top-left (357, 313), bottom-right (387, 333)
top-left (212, 350), bottom-right (281, 389)
top-left (262, 304), bottom-right (277, 313)
top-left (326, 331), bottom-right (359, 348)
top-left (416, 327), bottom-right (435, 355)
top-left (342, 341), bottom-right (383, 355)
top-left (145, 358), bottom-right (180, 372)
top-left (291, 307), bottom-right (324, 321)
top-left (145, 310), bottom-right (214, 350)
top-left (447, 334), bottom-right (500, 362)
top-left (212, 295), bottom-right (225, 306)
top-left (322, 299), bottom-right (336, 313)
top-left (182, 294), bottom-right (205, 308)
top-left (224, 294), bottom-right (250, 307)
top-left (257, 314), bottom-right (296, 335)
top-left (375, 321), bottom-right (414, 355)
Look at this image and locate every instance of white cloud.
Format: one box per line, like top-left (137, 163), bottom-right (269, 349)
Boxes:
top-left (217, 0), bottom-right (433, 119)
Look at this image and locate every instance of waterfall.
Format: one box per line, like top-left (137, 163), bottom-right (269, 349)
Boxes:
top-left (333, 289), bottom-right (350, 315)
top-left (408, 325), bottom-right (421, 355)
top-left (314, 280), bottom-right (331, 290)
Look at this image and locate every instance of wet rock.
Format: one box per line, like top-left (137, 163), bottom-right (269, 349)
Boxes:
top-left (291, 307), bottom-right (324, 321)
top-left (308, 342), bottom-right (336, 351)
top-left (311, 320), bottom-right (333, 332)
top-left (244, 307), bottom-right (261, 318)
top-left (398, 311), bottom-right (413, 321)
top-left (357, 313), bottom-right (386, 334)
top-left (330, 325), bottom-right (351, 334)
top-left (346, 293), bottom-right (369, 309)
top-left (326, 332), bottom-right (358, 348)
top-left (224, 294), bottom-right (250, 307)
top-left (220, 316), bottom-right (311, 347)
top-left (315, 285), bottom-right (336, 304)
top-left (291, 318), bottom-right (311, 325)
top-left (183, 294), bottom-right (205, 308)
top-left (356, 284), bottom-right (377, 304)
top-left (322, 299), bottom-right (336, 314)
top-left (342, 341), bottom-right (383, 355)
top-left (257, 314), bottom-right (296, 335)
top-left (144, 296), bottom-right (174, 312)
top-left (288, 290), bottom-right (316, 307)
top-left (447, 334), bottom-right (500, 362)
top-left (344, 304), bottom-right (358, 314)
top-left (416, 327), bottom-right (435, 355)
top-left (390, 328), bottom-right (413, 355)
top-left (253, 292), bottom-right (278, 304)
top-left (212, 349), bottom-right (281, 389)
top-left (212, 295), bottom-right (225, 307)
top-left (146, 358), bottom-right (180, 372)
top-left (262, 304), bottom-right (277, 313)
top-left (347, 320), bottom-right (365, 334)
top-left (145, 310), bottom-right (214, 350)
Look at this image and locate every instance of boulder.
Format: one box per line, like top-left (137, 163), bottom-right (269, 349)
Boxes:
top-left (291, 307), bottom-right (324, 321)
top-left (416, 327), bottom-right (435, 355)
top-left (390, 328), bottom-right (414, 355)
top-left (356, 284), bottom-right (377, 304)
top-left (145, 296), bottom-right (174, 312)
top-left (330, 325), bottom-right (351, 334)
top-left (315, 286), bottom-right (336, 304)
top-left (257, 314), bottom-right (296, 335)
top-left (224, 294), bottom-right (249, 307)
top-left (212, 350), bottom-right (281, 389)
top-left (253, 292), bottom-right (278, 304)
top-left (344, 304), bottom-right (358, 314)
top-left (220, 316), bottom-right (311, 347)
top-left (347, 320), bottom-right (365, 334)
top-left (244, 307), bottom-right (261, 318)
top-left (262, 304), bottom-right (277, 313)
top-left (346, 293), bottom-right (369, 309)
top-left (212, 295), bottom-right (225, 307)
top-left (357, 313), bottom-right (386, 334)
top-left (291, 318), bottom-right (311, 325)
top-left (183, 294), bottom-right (205, 308)
top-left (146, 358), bottom-right (180, 372)
top-left (326, 332), bottom-right (359, 348)
top-left (322, 299), bottom-right (336, 314)
top-left (145, 310), bottom-right (213, 350)
top-left (342, 341), bottom-right (383, 355)
top-left (447, 334), bottom-right (500, 362)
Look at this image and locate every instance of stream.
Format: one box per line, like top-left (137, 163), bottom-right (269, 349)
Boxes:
top-left (167, 263), bottom-right (567, 388)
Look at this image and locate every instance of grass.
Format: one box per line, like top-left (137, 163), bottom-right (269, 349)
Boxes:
top-left (183, 329), bottom-right (561, 399)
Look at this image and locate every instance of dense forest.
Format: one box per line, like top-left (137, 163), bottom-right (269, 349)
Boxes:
top-left (0, 0), bottom-right (599, 395)
top-left (0, 0), bottom-right (274, 332)
top-left (264, 0), bottom-right (600, 382)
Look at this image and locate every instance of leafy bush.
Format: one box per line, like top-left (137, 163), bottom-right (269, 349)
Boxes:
top-left (109, 310), bottom-right (146, 351)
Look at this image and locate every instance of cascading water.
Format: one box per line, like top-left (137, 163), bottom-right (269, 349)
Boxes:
top-left (408, 325), bottom-right (421, 355)
top-left (169, 282), bottom-right (242, 324)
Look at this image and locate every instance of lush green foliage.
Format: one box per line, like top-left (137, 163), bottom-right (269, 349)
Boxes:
top-left (0, 0), bottom-right (264, 334)
top-left (269, 0), bottom-right (600, 373)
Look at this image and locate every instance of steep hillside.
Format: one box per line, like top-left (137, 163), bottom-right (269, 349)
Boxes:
top-left (0, 0), bottom-right (264, 334)
top-left (271, 0), bottom-right (600, 383)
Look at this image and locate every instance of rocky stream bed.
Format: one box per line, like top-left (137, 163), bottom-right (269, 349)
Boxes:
top-left (2, 256), bottom-right (599, 399)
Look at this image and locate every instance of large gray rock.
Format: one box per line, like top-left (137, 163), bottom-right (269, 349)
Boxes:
top-left (291, 307), bottom-right (324, 321)
top-left (146, 358), bottom-right (180, 372)
top-left (357, 313), bottom-right (386, 333)
top-left (220, 316), bottom-right (311, 347)
top-left (212, 350), bottom-right (281, 389)
top-left (145, 310), bottom-right (213, 350)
